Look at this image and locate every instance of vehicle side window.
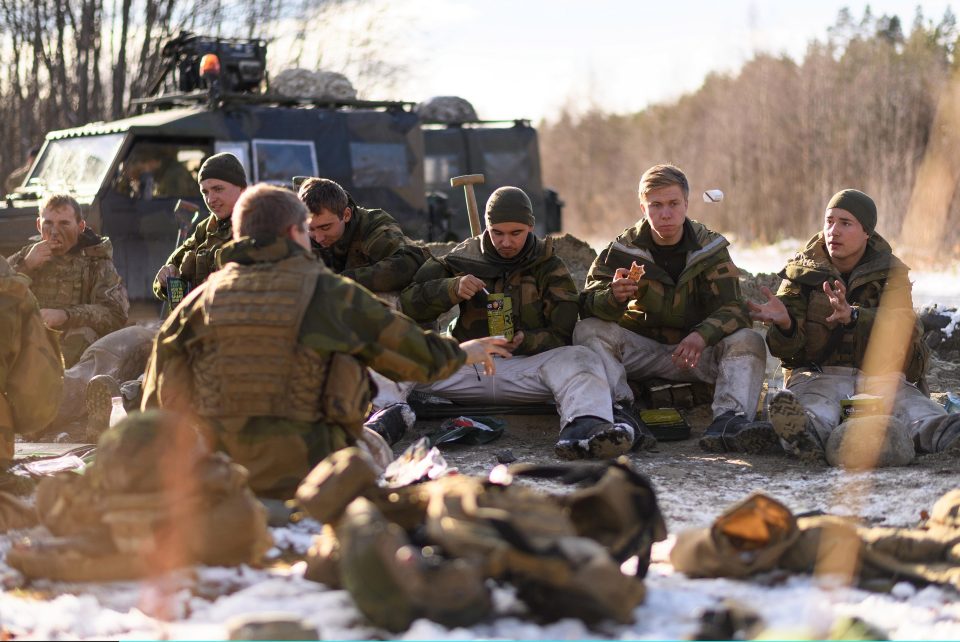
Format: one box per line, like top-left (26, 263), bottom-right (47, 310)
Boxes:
top-left (252, 139), bottom-right (318, 185)
top-left (115, 141), bottom-right (205, 199)
top-left (350, 142), bottom-right (410, 188)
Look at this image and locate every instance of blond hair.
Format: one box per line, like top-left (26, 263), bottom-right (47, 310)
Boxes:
top-left (39, 193), bottom-right (83, 222)
top-left (233, 184), bottom-right (306, 239)
top-left (638, 164), bottom-right (689, 200)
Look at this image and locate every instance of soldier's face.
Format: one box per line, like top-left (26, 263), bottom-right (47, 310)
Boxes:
top-left (823, 208), bottom-right (869, 262)
top-left (640, 184), bottom-right (688, 246)
top-left (37, 205), bottom-right (85, 255)
top-left (200, 178), bottom-right (244, 220)
top-left (488, 222), bottom-right (532, 259)
top-left (308, 207), bottom-right (351, 247)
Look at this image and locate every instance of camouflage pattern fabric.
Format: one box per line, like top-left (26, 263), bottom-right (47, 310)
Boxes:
top-left (0, 256), bottom-right (64, 460)
top-left (8, 230), bottom-right (129, 366)
top-left (142, 237), bottom-right (465, 498)
top-left (766, 232), bottom-right (925, 380)
top-left (580, 218), bottom-right (749, 347)
top-left (152, 212), bottom-right (233, 300)
top-left (315, 202), bottom-right (428, 293)
top-left (400, 233), bottom-right (579, 355)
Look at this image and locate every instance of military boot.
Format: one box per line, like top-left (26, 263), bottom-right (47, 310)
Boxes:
top-left (768, 390), bottom-right (825, 464)
top-left (613, 403), bottom-right (657, 452)
top-left (85, 374), bottom-right (121, 443)
top-left (555, 416), bottom-right (635, 460)
top-left (699, 411), bottom-right (781, 455)
top-left (364, 403), bottom-right (414, 446)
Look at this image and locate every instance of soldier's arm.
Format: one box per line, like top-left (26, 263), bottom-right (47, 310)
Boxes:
top-left (579, 245), bottom-right (631, 321)
top-left (301, 275), bottom-right (466, 383)
top-left (152, 222), bottom-right (206, 300)
top-left (849, 268), bottom-right (917, 365)
top-left (514, 261), bottom-right (580, 355)
top-left (0, 292), bottom-right (21, 457)
top-left (62, 259), bottom-right (129, 335)
top-left (398, 257), bottom-right (462, 323)
top-left (6, 247), bottom-right (29, 274)
top-left (343, 227), bottom-right (427, 292)
top-left (141, 287), bottom-right (202, 411)
top-left (691, 252), bottom-right (751, 346)
top-left (765, 279), bottom-right (808, 360)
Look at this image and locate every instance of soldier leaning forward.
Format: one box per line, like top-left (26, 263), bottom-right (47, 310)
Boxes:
top-left (0, 256), bottom-right (63, 464)
top-left (575, 164), bottom-right (772, 455)
top-left (153, 152), bottom-right (248, 302)
top-left (141, 185), bottom-right (508, 499)
top-left (7, 194), bottom-right (129, 367)
top-left (299, 177), bottom-right (428, 294)
top-left (749, 189), bottom-right (960, 463)
top-left (377, 186), bottom-right (642, 460)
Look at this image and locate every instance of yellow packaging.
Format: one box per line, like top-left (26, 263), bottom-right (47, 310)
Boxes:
top-left (486, 293), bottom-right (514, 342)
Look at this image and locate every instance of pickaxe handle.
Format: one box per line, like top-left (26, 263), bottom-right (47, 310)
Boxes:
top-left (450, 174), bottom-right (485, 237)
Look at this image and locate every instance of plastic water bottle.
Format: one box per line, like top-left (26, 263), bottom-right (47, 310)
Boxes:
top-left (109, 397), bottom-right (127, 428)
top-left (946, 392), bottom-right (960, 414)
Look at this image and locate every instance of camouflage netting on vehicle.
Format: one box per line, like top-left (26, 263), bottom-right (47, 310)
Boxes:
top-left (416, 96), bottom-right (478, 123)
top-left (271, 68), bottom-right (357, 100)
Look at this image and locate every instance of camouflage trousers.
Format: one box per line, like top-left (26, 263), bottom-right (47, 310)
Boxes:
top-left (784, 367), bottom-right (960, 453)
top-left (575, 319), bottom-right (766, 420)
top-left (371, 345), bottom-right (615, 428)
top-left (52, 326), bottom-right (156, 430)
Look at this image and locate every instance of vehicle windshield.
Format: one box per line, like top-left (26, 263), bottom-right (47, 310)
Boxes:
top-left (27, 134), bottom-right (125, 195)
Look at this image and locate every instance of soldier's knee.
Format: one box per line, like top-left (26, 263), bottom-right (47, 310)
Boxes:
top-left (721, 329), bottom-right (767, 359)
top-left (573, 318), bottom-right (614, 346)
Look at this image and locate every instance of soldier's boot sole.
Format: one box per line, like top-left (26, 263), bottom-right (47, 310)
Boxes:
top-left (555, 425), bottom-right (634, 461)
top-left (732, 422), bottom-right (783, 455)
top-left (769, 391), bottom-right (825, 464)
top-left (85, 375), bottom-right (120, 443)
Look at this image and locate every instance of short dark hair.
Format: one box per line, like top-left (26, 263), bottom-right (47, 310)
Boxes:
top-left (298, 177), bottom-right (349, 218)
top-left (233, 184), bottom-right (307, 239)
top-left (39, 194), bottom-right (83, 223)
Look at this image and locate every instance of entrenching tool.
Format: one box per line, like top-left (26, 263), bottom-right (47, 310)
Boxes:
top-left (450, 174), bottom-right (485, 237)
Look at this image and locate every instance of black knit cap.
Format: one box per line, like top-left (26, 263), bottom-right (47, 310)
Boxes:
top-left (826, 189), bottom-right (876, 234)
top-left (198, 152), bottom-right (247, 188)
top-left (485, 186), bottom-right (535, 226)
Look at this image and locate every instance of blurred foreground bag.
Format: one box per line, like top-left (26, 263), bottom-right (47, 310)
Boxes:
top-left (7, 410), bottom-right (272, 581)
top-left (298, 448), bottom-right (666, 631)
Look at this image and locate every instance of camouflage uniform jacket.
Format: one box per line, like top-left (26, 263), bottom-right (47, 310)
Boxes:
top-left (315, 201), bottom-right (427, 292)
top-left (580, 218), bottom-right (749, 346)
top-left (152, 212), bottom-right (232, 300)
top-left (766, 232), bottom-right (923, 378)
top-left (142, 238), bottom-right (465, 447)
top-left (0, 256), bottom-right (63, 459)
top-left (399, 233), bottom-right (579, 355)
top-left (8, 229), bottom-right (129, 338)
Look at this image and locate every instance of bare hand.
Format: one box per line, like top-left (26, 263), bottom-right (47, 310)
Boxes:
top-left (40, 308), bottom-right (68, 328)
top-left (156, 264), bottom-right (181, 288)
top-left (456, 274), bottom-right (487, 301)
top-left (672, 331), bottom-right (706, 370)
top-left (506, 331), bottom-right (525, 353)
top-left (611, 267), bottom-right (640, 304)
top-left (747, 286), bottom-right (792, 330)
top-left (823, 279), bottom-right (852, 325)
top-left (461, 336), bottom-right (511, 375)
top-left (23, 241), bottom-right (53, 271)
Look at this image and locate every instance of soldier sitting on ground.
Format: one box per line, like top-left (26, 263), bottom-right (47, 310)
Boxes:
top-left (0, 255), bottom-right (64, 467)
top-left (748, 189), bottom-right (960, 463)
top-left (575, 164), bottom-right (774, 454)
top-left (141, 184), bottom-right (509, 499)
top-left (7, 194), bottom-right (129, 367)
top-left (373, 186), bottom-right (641, 460)
top-left (153, 152), bottom-right (248, 302)
top-left (298, 177), bottom-right (428, 297)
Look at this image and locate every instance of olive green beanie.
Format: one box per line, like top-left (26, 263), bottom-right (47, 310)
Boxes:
top-left (826, 189), bottom-right (876, 234)
top-left (485, 186), bottom-right (535, 226)
top-left (198, 152), bottom-right (248, 188)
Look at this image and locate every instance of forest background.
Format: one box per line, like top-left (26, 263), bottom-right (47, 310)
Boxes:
top-left (1, 1), bottom-right (959, 258)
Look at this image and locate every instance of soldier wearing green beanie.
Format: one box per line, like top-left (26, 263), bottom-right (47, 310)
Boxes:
top-left (749, 188), bottom-right (960, 465)
top-left (153, 152), bottom-right (248, 303)
top-left (366, 186), bottom-right (636, 461)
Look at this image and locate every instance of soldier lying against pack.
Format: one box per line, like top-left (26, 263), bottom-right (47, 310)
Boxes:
top-left (141, 184), bottom-right (508, 498)
top-left (7, 194), bottom-right (129, 367)
top-left (370, 186), bottom-right (643, 460)
top-left (748, 189), bottom-right (960, 463)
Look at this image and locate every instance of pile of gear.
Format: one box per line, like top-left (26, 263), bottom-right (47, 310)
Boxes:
top-left (415, 96), bottom-right (478, 123)
top-left (271, 69), bottom-right (357, 101)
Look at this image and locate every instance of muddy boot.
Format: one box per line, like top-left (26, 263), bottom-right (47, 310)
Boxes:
top-left (699, 411), bottom-right (780, 455)
top-left (613, 403), bottom-right (657, 452)
top-left (768, 390), bottom-right (825, 464)
top-left (555, 416), bottom-right (635, 460)
top-left (85, 374), bottom-right (121, 443)
top-left (364, 403), bottom-right (414, 446)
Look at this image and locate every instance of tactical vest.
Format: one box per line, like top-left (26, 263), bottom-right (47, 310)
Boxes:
top-left (29, 254), bottom-right (91, 309)
top-left (179, 217), bottom-right (232, 287)
top-left (189, 255), bottom-right (329, 422)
